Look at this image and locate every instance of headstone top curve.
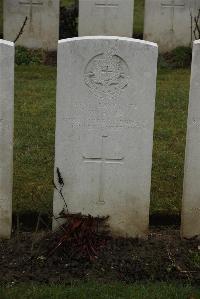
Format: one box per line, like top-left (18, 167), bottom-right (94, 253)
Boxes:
top-left (193, 39), bottom-right (200, 45)
top-left (58, 36), bottom-right (158, 48)
top-left (0, 39), bottom-right (14, 47)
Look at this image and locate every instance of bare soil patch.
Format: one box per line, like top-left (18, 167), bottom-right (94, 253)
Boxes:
top-left (0, 227), bottom-right (199, 284)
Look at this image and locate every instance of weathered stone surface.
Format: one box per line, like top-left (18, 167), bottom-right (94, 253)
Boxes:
top-left (3, 0), bottom-right (59, 50)
top-left (181, 40), bottom-right (200, 239)
top-left (0, 40), bottom-right (14, 239)
top-left (79, 0), bottom-right (134, 37)
top-left (144, 0), bottom-right (200, 52)
top-left (53, 36), bottom-right (158, 238)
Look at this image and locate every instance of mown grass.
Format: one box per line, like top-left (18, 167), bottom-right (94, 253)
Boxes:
top-left (13, 65), bottom-right (190, 215)
top-left (151, 68), bottom-right (190, 214)
top-left (0, 282), bottom-right (200, 299)
top-left (0, 0), bottom-right (3, 36)
top-left (60, 0), bottom-right (75, 6)
top-left (134, 0), bottom-right (144, 35)
top-left (14, 65), bottom-right (56, 213)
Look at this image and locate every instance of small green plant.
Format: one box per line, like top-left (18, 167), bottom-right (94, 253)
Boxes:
top-left (60, 0), bottom-right (78, 39)
top-left (170, 47), bottom-right (192, 68)
top-left (159, 47), bottom-right (192, 69)
top-left (15, 46), bottom-right (45, 65)
top-left (189, 251), bottom-right (200, 269)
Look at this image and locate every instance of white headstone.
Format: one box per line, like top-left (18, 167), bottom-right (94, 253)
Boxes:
top-left (0, 40), bottom-right (14, 239)
top-left (181, 40), bottom-right (200, 239)
top-left (144, 0), bottom-right (200, 52)
top-left (3, 0), bottom-right (60, 50)
top-left (79, 0), bottom-right (134, 37)
top-left (53, 37), bottom-right (158, 238)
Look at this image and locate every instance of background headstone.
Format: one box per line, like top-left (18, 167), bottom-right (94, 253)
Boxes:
top-left (53, 36), bottom-right (158, 238)
top-left (3, 0), bottom-right (60, 50)
top-left (181, 40), bottom-right (200, 239)
top-left (0, 40), bottom-right (14, 239)
top-left (144, 0), bottom-right (200, 52)
top-left (79, 0), bottom-right (134, 37)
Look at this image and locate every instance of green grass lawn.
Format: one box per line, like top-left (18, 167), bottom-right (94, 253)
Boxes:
top-left (60, 0), bottom-right (75, 6)
top-left (151, 68), bottom-right (190, 214)
top-left (0, 0), bottom-right (2, 36)
top-left (134, 0), bottom-right (145, 35)
top-left (13, 65), bottom-right (190, 215)
top-left (14, 65), bottom-right (56, 213)
top-left (0, 282), bottom-right (200, 299)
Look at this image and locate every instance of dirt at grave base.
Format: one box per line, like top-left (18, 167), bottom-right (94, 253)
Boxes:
top-left (0, 227), bottom-right (199, 284)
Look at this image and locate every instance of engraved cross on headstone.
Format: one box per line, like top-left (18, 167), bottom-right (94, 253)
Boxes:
top-left (95, 1), bottom-right (119, 9)
top-left (83, 135), bottom-right (124, 204)
top-left (161, 0), bottom-right (185, 31)
top-left (19, 0), bottom-right (43, 25)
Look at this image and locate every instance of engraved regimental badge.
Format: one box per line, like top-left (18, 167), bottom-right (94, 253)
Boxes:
top-left (84, 49), bottom-right (129, 100)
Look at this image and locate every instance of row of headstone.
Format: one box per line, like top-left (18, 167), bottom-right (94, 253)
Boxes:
top-left (3, 0), bottom-right (134, 51)
top-left (4, 0), bottom-right (200, 52)
top-left (144, 0), bottom-right (200, 52)
top-left (0, 36), bottom-right (200, 240)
